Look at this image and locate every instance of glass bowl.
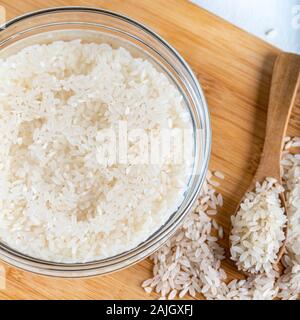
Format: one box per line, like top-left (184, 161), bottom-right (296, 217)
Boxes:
top-left (0, 7), bottom-right (211, 277)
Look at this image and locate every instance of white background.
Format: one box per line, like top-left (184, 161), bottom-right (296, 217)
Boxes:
top-left (192, 0), bottom-right (300, 53)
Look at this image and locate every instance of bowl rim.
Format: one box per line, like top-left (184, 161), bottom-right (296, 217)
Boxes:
top-left (0, 6), bottom-right (211, 277)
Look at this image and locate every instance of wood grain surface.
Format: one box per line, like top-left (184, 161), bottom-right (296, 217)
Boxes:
top-left (0, 0), bottom-right (299, 300)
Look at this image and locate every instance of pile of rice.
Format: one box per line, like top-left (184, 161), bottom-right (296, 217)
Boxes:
top-left (278, 137), bottom-right (300, 299)
top-left (143, 137), bottom-right (300, 300)
top-left (230, 178), bottom-right (286, 274)
top-left (0, 40), bottom-right (193, 262)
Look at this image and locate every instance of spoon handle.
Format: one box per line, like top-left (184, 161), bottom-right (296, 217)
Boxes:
top-left (254, 52), bottom-right (300, 183)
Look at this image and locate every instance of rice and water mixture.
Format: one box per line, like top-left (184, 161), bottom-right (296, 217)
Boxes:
top-left (0, 39), bottom-right (193, 262)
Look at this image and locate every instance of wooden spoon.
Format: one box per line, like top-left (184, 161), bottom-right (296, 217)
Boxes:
top-left (231, 52), bottom-right (300, 274)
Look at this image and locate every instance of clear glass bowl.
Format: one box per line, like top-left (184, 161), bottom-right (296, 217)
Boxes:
top-left (0, 7), bottom-right (211, 277)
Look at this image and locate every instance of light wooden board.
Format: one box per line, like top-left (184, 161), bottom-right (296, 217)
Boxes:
top-left (0, 0), bottom-right (299, 300)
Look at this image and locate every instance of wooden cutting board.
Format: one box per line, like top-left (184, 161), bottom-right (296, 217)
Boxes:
top-left (0, 0), bottom-right (299, 300)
